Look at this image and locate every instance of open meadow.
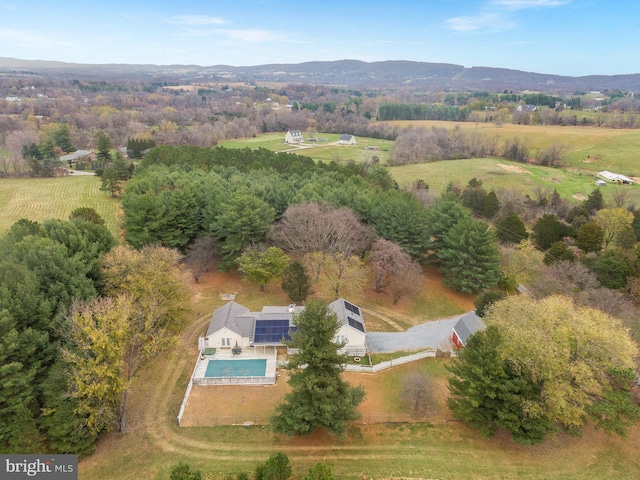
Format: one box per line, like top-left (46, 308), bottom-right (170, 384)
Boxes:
top-left (0, 175), bottom-right (120, 235)
top-left (77, 269), bottom-right (640, 480)
top-left (220, 133), bottom-right (393, 165)
top-left (219, 123), bottom-right (640, 207)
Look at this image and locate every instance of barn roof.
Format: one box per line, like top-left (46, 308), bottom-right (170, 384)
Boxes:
top-left (452, 312), bottom-right (486, 347)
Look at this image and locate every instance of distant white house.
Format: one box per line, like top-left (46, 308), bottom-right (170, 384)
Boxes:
top-left (284, 130), bottom-right (304, 144)
top-left (516, 104), bottom-right (537, 112)
top-left (339, 134), bottom-right (357, 145)
top-left (596, 170), bottom-right (634, 185)
top-left (201, 298), bottom-right (367, 355)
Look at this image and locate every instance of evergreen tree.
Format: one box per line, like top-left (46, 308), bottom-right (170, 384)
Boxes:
top-left (584, 188), bottom-right (605, 213)
top-left (543, 241), bottom-right (575, 265)
top-left (69, 207), bottom-right (106, 226)
top-left (425, 193), bottom-right (472, 255)
top-left (271, 300), bottom-right (365, 437)
top-left (495, 213), bottom-right (528, 244)
top-left (52, 124), bottom-right (75, 153)
top-left (532, 214), bottom-right (569, 250)
top-left (447, 326), bottom-right (555, 444)
top-left (474, 290), bottom-right (506, 317)
top-left (438, 216), bottom-right (501, 293)
top-left (211, 194), bottom-right (276, 270)
top-left (281, 261), bottom-right (310, 302)
top-left (483, 190), bottom-right (500, 218)
top-left (576, 221), bottom-right (604, 253)
top-left (96, 132), bottom-right (113, 166)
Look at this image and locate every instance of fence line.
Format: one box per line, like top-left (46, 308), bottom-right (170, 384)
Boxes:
top-left (193, 375), bottom-right (276, 386)
top-left (344, 349), bottom-right (437, 373)
top-left (177, 348), bottom-right (203, 426)
top-left (184, 413), bottom-right (456, 427)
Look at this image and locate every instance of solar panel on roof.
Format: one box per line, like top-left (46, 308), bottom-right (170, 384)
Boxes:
top-left (344, 301), bottom-right (360, 316)
top-left (253, 319), bottom-right (294, 343)
top-left (347, 316), bottom-right (365, 332)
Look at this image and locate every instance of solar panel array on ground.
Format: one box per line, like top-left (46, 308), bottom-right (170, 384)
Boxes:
top-left (253, 319), bottom-right (295, 344)
top-left (344, 300), bottom-right (360, 316)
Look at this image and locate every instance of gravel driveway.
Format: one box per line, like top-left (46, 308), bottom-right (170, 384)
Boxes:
top-left (365, 314), bottom-right (468, 353)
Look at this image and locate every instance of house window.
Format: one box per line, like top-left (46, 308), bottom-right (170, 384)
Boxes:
top-left (221, 338), bottom-right (231, 347)
top-left (336, 335), bottom-right (348, 344)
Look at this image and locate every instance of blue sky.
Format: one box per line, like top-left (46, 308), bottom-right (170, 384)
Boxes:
top-left (0, 1), bottom-right (637, 76)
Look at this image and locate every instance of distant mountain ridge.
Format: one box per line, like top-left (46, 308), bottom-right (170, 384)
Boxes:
top-left (1, 57), bottom-right (639, 93)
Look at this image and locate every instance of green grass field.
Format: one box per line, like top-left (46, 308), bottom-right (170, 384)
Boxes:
top-left (220, 133), bottom-right (393, 165)
top-left (220, 126), bottom-right (640, 207)
top-left (0, 175), bottom-right (121, 235)
top-left (388, 157), bottom-right (613, 203)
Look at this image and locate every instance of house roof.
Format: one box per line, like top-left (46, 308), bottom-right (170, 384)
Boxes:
top-left (597, 171), bottom-right (634, 184)
top-left (205, 301), bottom-right (252, 337)
top-left (452, 312), bottom-right (486, 347)
top-left (328, 298), bottom-right (366, 333)
top-left (60, 150), bottom-right (92, 161)
top-left (206, 299), bottom-right (365, 343)
top-left (287, 130), bottom-right (302, 136)
top-left (339, 134), bottom-right (354, 141)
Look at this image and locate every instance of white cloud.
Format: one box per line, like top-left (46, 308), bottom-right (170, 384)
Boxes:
top-left (446, 13), bottom-right (514, 32)
top-left (166, 15), bottom-right (227, 26)
top-left (491, 0), bottom-right (571, 9)
top-left (173, 26), bottom-right (290, 44)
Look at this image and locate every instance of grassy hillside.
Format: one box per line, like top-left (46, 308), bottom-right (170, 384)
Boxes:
top-left (220, 133), bottom-right (393, 165)
top-left (0, 175), bottom-right (120, 235)
top-left (381, 120), bottom-right (640, 176)
top-left (388, 158), bottom-right (616, 204)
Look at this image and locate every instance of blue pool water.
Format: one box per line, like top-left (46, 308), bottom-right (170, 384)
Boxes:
top-left (204, 358), bottom-right (267, 378)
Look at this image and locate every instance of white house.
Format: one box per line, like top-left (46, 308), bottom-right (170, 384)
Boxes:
top-left (284, 130), bottom-right (304, 144)
top-left (327, 298), bottom-right (367, 355)
top-left (338, 134), bottom-right (357, 145)
top-left (202, 299), bottom-right (367, 354)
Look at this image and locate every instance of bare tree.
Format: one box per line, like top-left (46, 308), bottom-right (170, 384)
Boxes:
top-left (611, 187), bottom-right (630, 209)
top-left (271, 203), bottom-right (375, 257)
top-left (301, 251), bottom-right (366, 299)
top-left (389, 263), bottom-right (424, 305)
top-left (369, 239), bottom-right (418, 293)
top-left (401, 371), bottom-right (436, 415)
top-left (530, 260), bottom-right (600, 298)
top-left (182, 236), bottom-right (219, 282)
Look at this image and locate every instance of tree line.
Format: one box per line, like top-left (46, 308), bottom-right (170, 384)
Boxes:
top-left (0, 209), bottom-right (192, 456)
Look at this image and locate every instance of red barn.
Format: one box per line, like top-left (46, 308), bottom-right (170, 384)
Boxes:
top-left (452, 312), bottom-right (485, 349)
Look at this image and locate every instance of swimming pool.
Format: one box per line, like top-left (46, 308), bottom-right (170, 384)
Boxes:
top-left (204, 358), bottom-right (267, 378)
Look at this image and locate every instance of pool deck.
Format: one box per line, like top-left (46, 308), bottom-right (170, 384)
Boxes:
top-left (192, 348), bottom-right (278, 385)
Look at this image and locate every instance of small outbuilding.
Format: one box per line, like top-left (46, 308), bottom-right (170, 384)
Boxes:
top-left (451, 312), bottom-right (486, 349)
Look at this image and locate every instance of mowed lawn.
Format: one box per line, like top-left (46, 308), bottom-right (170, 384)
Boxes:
top-left (0, 175), bottom-right (121, 235)
top-left (220, 133), bottom-right (393, 165)
top-left (380, 119), bottom-right (640, 174)
top-left (78, 268), bottom-right (640, 480)
top-left (388, 157), bottom-right (613, 203)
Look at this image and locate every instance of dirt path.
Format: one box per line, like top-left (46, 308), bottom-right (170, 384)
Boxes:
top-left (360, 307), bottom-right (404, 331)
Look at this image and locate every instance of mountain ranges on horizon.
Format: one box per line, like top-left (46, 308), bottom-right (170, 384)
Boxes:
top-left (1, 57), bottom-right (639, 93)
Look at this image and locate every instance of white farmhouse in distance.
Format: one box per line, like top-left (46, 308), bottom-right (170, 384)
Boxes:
top-left (284, 130), bottom-right (304, 144)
